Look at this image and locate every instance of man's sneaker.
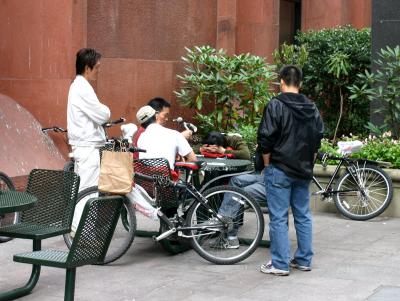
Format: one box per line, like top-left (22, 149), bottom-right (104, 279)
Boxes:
top-left (209, 236), bottom-right (240, 249)
top-left (200, 216), bottom-right (233, 229)
top-left (226, 237), bottom-right (239, 249)
top-left (289, 258), bottom-right (312, 271)
top-left (200, 217), bottom-right (221, 227)
top-left (260, 261), bottom-right (289, 276)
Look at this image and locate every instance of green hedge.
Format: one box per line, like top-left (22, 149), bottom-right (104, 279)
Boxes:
top-left (319, 135), bottom-right (400, 168)
top-left (274, 26), bottom-right (371, 139)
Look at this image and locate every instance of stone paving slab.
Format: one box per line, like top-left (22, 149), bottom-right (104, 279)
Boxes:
top-left (1, 213), bottom-right (400, 301)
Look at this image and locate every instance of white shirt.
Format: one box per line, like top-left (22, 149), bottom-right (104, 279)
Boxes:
top-left (67, 75), bottom-right (111, 146)
top-left (137, 123), bottom-right (193, 168)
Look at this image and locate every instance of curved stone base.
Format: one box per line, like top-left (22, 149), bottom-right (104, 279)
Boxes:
top-left (0, 93), bottom-right (65, 177)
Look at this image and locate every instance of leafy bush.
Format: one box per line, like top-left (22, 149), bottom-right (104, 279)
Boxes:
top-left (273, 43), bottom-right (309, 70)
top-left (318, 134), bottom-right (400, 168)
top-left (275, 26), bottom-right (371, 138)
top-left (174, 46), bottom-right (276, 135)
top-left (349, 45), bottom-right (400, 138)
top-left (353, 134), bottom-right (400, 168)
top-left (236, 123), bottom-right (259, 155)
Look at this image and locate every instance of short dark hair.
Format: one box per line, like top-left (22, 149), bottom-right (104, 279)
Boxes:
top-left (279, 65), bottom-right (302, 87)
top-left (202, 131), bottom-right (227, 147)
top-left (147, 97), bottom-right (171, 112)
top-left (141, 115), bottom-right (157, 129)
top-left (75, 48), bottom-right (102, 75)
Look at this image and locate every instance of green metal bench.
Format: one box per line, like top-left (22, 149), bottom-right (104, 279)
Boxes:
top-left (0, 169), bottom-right (80, 301)
top-left (13, 195), bottom-right (123, 301)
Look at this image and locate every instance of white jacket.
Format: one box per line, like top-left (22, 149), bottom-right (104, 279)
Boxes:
top-left (67, 75), bottom-right (111, 146)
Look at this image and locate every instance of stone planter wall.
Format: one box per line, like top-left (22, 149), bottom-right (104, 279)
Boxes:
top-left (311, 164), bottom-right (400, 218)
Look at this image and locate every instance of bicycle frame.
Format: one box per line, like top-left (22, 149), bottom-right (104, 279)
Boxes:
top-left (312, 156), bottom-right (368, 198)
top-left (134, 172), bottom-right (227, 241)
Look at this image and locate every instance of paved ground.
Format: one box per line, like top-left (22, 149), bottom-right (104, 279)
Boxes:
top-left (1, 212), bottom-right (400, 301)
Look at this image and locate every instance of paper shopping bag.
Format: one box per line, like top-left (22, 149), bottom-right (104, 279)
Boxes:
top-left (98, 150), bottom-right (133, 194)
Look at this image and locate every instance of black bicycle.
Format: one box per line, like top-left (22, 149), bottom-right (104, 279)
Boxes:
top-left (63, 154), bottom-right (264, 265)
top-left (313, 152), bottom-right (393, 221)
top-left (0, 171), bottom-right (17, 243)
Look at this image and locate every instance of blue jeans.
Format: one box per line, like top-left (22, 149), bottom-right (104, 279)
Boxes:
top-left (264, 164), bottom-right (313, 271)
top-left (219, 173), bottom-right (266, 236)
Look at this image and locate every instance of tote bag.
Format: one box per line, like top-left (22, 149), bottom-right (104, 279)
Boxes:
top-left (98, 150), bottom-right (133, 194)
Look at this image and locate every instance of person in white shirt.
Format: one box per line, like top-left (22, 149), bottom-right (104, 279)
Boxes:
top-left (136, 105), bottom-right (197, 168)
top-left (67, 48), bottom-right (110, 232)
top-left (123, 105), bottom-right (197, 221)
top-left (147, 97), bottom-right (192, 140)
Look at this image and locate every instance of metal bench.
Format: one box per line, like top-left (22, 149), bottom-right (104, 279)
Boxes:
top-left (13, 195), bottom-right (123, 301)
top-left (0, 169), bottom-right (80, 301)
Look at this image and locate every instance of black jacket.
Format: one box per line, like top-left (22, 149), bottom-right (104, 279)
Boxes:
top-left (257, 93), bottom-right (324, 179)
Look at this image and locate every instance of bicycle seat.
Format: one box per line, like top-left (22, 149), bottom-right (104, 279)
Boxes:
top-left (175, 161), bottom-right (206, 171)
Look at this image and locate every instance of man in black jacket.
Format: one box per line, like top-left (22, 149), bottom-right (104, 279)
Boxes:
top-left (257, 65), bottom-right (324, 276)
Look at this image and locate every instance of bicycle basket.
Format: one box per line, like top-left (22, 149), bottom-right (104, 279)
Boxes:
top-left (133, 158), bottom-right (179, 209)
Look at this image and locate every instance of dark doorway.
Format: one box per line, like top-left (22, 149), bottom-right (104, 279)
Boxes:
top-left (279, 0), bottom-right (301, 45)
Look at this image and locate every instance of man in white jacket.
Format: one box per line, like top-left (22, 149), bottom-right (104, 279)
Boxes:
top-left (67, 48), bottom-right (111, 232)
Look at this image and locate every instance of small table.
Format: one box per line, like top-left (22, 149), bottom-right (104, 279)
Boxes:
top-left (195, 156), bottom-right (253, 190)
top-left (0, 191), bottom-right (37, 301)
top-left (198, 157), bottom-right (253, 173)
top-left (0, 191), bottom-right (37, 214)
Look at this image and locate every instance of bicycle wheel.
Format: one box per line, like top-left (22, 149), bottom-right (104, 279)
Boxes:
top-left (63, 186), bottom-right (136, 264)
top-left (0, 172), bottom-right (18, 243)
top-left (186, 185), bottom-right (264, 265)
top-left (334, 164), bottom-right (393, 221)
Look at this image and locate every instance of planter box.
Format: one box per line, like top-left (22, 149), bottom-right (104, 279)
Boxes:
top-left (311, 164), bottom-right (400, 218)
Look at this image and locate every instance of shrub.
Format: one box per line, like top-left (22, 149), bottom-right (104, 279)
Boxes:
top-left (174, 46), bottom-right (276, 135)
top-left (349, 45), bottom-right (400, 139)
top-left (353, 134), bottom-right (400, 168)
top-left (318, 134), bottom-right (400, 168)
top-left (274, 26), bottom-right (371, 138)
top-left (236, 123), bottom-right (258, 155)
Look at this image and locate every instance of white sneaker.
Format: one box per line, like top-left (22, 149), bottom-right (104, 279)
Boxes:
top-left (289, 258), bottom-right (312, 271)
top-left (260, 261), bottom-right (289, 276)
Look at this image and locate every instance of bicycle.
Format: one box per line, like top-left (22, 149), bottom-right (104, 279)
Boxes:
top-left (0, 171), bottom-right (18, 243)
top-left (313, 151), bottom-right (393, 221)
top-left (63, 153), bottom-right (265, 265)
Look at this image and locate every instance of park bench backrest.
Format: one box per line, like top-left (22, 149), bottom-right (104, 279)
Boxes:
top-left (66, 196), bottom-right (123, 267)
top-left (21, 169), bottom-right (80, 229)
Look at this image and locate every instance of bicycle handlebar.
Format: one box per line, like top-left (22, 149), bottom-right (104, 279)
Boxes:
top-left (172, 117), bottom-right (197, 133)
top-left (42, 117), bottom-right (126, 133)
top-left (128, 147), bottom-right (147, 153)
top-left (41, 126), bottom-right (67, 133)
top-left (103, 117), bottom-right (126, 128)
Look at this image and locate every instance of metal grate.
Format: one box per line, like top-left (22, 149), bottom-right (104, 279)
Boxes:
top-left (22, 169), bottom-right (80, 230)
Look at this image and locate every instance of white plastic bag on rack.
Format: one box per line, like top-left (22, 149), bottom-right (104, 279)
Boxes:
top-left (337, 140), bottom-right (363, 155)
top-left (125, 184), bottom-right (159, 220)
top-left (121, 123), bottom-right (138, 144)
